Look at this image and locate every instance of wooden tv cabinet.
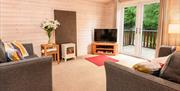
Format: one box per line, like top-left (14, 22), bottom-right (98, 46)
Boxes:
top-left (92, 42), bottom-right (118, 55)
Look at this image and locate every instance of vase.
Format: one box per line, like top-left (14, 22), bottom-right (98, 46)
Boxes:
top-left (48, 38), bottom-right (51, 44)
top-left (47, 32), bottom-right (52, 44)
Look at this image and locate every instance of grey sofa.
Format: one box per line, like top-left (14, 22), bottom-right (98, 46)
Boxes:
top-left (0, 43), bottom-right (52, 91)
top-left (105, 46), bottom-right (180, 91)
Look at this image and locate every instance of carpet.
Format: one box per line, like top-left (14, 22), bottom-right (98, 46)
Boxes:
top-left (53, 54), bottom-right (147, 91)
top-left (85, 55), bottom-right (119, 66)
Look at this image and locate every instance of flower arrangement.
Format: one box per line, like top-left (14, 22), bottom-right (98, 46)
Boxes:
top-left (41, 19), bottom-right (60, 43)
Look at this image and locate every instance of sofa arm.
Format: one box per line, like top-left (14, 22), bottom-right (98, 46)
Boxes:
top-left (158, 46), bottom-right (176, 57)
top-left (0, 57), bottom-right (52, 91)
top-left (23, 43), bottom-right (34, 56)
top-left (105, 61), bottom-right (180, 91)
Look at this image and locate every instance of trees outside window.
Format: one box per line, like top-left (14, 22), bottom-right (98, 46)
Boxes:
top-left (124, 3), bottom-right (160, 31)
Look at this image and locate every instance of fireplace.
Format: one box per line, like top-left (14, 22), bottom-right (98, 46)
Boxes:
top-left (61, 43), bottom-right (76, 62)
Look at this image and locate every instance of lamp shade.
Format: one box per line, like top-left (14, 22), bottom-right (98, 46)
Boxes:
top-left (168, 24), bottom-right (180, 34)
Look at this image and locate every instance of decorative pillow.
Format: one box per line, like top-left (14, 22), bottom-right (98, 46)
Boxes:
top-left (0, 39), bottom-right (7, 63)
top-left (4, 43), bottom-right (23, 61)
top-left (133, 61), bottom-right (161, 74)
top-left (160, 52), bottom-right (180, 83)
top-left (151, 56), bottom-right (169, 68)
top-left (11, 41), bottom-right (29, 57)
top-left (151, 56), bottom-right (168, 64)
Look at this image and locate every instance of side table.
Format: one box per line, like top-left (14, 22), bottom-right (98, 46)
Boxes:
top-left (41, 43), bottom-right (60, 64)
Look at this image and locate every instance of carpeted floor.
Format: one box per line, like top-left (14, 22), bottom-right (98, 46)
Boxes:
top-left (52, 54), bottom-right (147, 91)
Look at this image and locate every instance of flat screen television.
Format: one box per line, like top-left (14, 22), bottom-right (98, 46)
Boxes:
top-left (94, 29), bottom-right (117, 42)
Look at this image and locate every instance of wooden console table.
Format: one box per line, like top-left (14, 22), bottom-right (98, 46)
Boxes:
top-left (41, 44), bottom-right (60, 63)
top-left (92, 42), bottom-right (118, 56)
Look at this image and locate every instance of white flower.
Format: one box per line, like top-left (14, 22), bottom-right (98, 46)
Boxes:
top-left (41, 19), bottom-right (60, 31)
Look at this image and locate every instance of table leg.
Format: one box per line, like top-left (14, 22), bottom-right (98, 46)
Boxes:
top-left (57, 53), bottom-right (60, 64)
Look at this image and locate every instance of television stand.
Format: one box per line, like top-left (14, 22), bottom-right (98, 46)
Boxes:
top-left (92, 42), bottom-right (118, 55)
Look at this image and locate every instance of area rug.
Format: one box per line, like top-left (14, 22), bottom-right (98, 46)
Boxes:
top-left (85, 55), bottom-right (119, 66)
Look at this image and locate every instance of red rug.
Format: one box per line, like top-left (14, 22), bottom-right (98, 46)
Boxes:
top-left (85, 55), bottom-right (119, 66)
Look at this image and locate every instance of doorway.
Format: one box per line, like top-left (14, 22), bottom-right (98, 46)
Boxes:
top-left (118, 0), bottom-right (160, 60)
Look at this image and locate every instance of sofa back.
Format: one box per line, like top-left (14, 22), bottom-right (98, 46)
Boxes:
top-left (105, 61), bottom-right (180, 91)
top-left (23, 43), bottom-right (34, 56)
top-left (158, 46), bottom-right (176, 57)
top-left (0, 57), bottom-right (52, 91)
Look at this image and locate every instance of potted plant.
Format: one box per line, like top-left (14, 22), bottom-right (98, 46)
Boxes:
top-left (41, 19), bottom-right (60, 43)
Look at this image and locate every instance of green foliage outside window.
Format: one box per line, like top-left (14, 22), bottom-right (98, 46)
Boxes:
top-left (143, 3), bottom-right (160, 30)
top-left (124, 3), bottom-right (160, 30)
top-left (124, 7), bottom-right (136, 30)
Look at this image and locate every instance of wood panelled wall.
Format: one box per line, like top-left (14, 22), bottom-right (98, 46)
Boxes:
top-left (104, 1), bottom-right (116, 28)
top-left (167, 0), bottom-right (180, 45)
top-left (169, 0), bottom-right (180, 24)
top-left (0, 0), bottom-right (115, 56)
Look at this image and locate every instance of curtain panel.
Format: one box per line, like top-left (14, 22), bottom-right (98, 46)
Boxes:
top-left (156, 0), bottom-right (180, 56)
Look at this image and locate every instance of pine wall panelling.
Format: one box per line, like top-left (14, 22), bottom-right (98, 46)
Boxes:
top-left (0, 0), bottom-right (115, 56)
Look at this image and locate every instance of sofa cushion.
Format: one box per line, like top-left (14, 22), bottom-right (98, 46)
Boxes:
top-left (151, 56), bottom-right (168, 64)
top-left (11, 41), bottom-right (29, 57)
top-left (4, 43), bottom-right (23, 61)
top-left (133, 61), bottom-right (161, 74)
top-left (0, 40), bottom-right (7, 63)
top-left (151, 56), bottom-right (170, 68)
top-left (160, 52), bottom-right (180, 83)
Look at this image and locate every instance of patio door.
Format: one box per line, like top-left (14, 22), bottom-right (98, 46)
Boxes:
top-left (121, 5), bottom-right (138, 56)
top-left (118, 0), bottom-right (160, 59)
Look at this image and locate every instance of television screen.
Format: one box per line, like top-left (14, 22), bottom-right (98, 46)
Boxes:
top-left (94, 29), bottom-right (117, 42)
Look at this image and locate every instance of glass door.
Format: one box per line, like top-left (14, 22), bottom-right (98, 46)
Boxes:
top-left (140, 2), bottom-right (160, 59)
top-left (119, 0), bottom-right (160, 59)
top-left (122, 5), bottom-right (138, 56)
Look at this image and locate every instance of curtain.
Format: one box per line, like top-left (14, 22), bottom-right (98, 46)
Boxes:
top-left (156, 0), bottom-right (180, 56)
